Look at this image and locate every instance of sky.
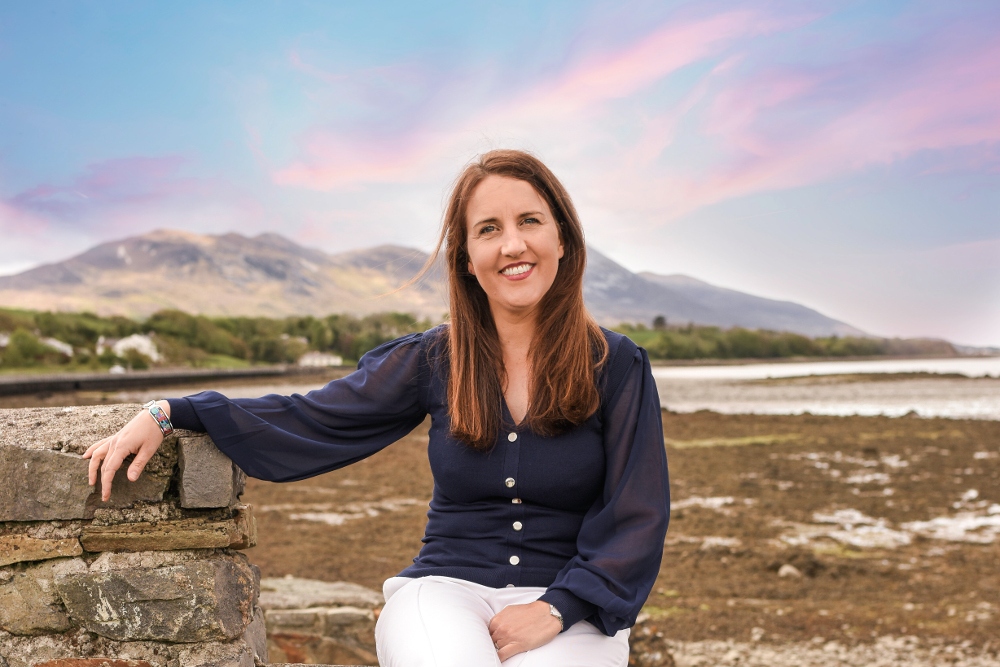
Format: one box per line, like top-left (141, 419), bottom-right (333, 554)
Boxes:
top-left (0, 1), bottom-right (998, 346)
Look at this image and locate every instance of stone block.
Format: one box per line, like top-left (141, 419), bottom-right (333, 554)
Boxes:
top-left (267, 629), bottom-right (378, 666)
top-left (174, 642), bottom-right (255, 667)
top-left (242, 606), bottom-right (268, 665)
top-left (258, 577), bottom-right (383, 611)
top-left (177, 435), bottom-right (245, 509)
top-left (0, 406), bottom-right (175, 523)
top-left (0, 535), bottom-right (82, 567)
top-left (265, 607), bottom-right (376, 666)
top-left (55, 550), bottom-right (257, 643)
top-left (265, 606), bottom-right (374, 637)
top-left (0, 557), bottom-right (87, 635)
top-left (80, 505), bottom-right (256, 552)
top-left (84, 467), bottom-right (172, 519)
top-left (0, 449), bottom-right (94, 521)
top-left (33, 661), bottom-right (153, 667)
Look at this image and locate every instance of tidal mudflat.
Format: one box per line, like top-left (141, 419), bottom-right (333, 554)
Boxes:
top-left (232, 410), bottom-right (999, 665)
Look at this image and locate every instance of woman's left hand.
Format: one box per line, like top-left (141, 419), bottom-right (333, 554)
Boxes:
top-left (488, 600), bottom-right (561, 662)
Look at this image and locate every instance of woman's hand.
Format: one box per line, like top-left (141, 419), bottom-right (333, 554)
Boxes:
top-left (488, 600), bottom-right (562, 662)
top-left (83, 401), bottom-right (169, 501)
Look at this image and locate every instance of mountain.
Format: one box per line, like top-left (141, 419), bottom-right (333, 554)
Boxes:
top-left (0, 230), bottom-right (448, 320)
top-left (0, 230), bottom-right (864, 337)
top-left (635, 269), bottom-right (866, 337)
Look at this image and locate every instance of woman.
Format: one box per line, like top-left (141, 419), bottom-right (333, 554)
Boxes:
top-left (85, 149), bottom-right (670, 667)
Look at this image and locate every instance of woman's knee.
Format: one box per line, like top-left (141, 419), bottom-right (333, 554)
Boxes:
top-left (376, 578), bottom-right (500, 667)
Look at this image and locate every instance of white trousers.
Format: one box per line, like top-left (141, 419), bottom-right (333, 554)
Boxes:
top-left (375, 576), bottom-right (630, 667)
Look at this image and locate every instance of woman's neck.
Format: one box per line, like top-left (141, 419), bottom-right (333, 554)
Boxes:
top-left (491, 307), bottom-right (537, 425)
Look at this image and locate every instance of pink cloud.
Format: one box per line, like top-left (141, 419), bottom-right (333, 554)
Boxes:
top-left (271, 9), bottom-right (801, 191)
top-left (618, 23), bottom-right (1000, 218)
top-left (9, 156), bottom-right (206, 219)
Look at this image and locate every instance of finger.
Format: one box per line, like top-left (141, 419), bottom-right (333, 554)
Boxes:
top-left (100, 443), bottom-right (132, 501)
top-left (87, 440), bottom-right (110, 486)
top-left (497, 644), bottom-right (524, 662)
top-left (127, 438), bottom-right (159, 481)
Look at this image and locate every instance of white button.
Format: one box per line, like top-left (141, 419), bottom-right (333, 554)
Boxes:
top-left (511, 498), bottom-right (522, 504)
top-left (509, 555), bottom-right (520, 565)
top-left (505, 477), bottom-right (516, 488)
top-left (508, 432), bottom-right (517, 442)
top-left (513, 521), bottom-right (523, 531)
top-left (506, 583), bottom-right (515, 588)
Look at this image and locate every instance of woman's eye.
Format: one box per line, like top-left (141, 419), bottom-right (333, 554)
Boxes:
top-left (478, 224), bottom-right (498, 235)
top-left (522, 217), bottom-right (540, 225)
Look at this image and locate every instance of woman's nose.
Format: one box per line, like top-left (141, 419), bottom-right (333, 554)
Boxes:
top-left (500, 227), bottom-right (527, 257)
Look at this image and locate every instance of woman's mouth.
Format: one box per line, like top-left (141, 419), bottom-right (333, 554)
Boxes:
top-left (500, 263), bottom-right (534, 278)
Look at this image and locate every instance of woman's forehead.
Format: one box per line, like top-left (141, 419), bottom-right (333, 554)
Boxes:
top-left (467, 175), bottom-right (549, 219)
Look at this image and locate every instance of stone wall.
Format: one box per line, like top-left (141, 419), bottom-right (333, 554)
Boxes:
top-left (0, 405), bottom-right (266, 667)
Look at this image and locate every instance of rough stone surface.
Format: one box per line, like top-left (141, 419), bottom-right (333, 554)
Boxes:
top-left (0, 557), bottom-right (86, 635)
top-left (84, 469), bottom-right (172, 519)
top-left (178, 435), bottom-right (245, 509)
top-left (0, 627), bottom-right (270, 667)
top-left (0, 405), bottom-right (177, 522)
top-left (33, 661), bottom-right (153, 667)
top-left (259, 578), bottom-right (380, 667)
top-left (0, 405), bottom-right (137, 455)
top-left (80, 505), bottom-right (256, 552)
top-left (55, 550), bottom-right (256, 643)
top-left (258, 577), bottom-right (383, 611)
top-left (0, 534), bottom-right (82, 567)
top-left (0, 448), bottom-right (94, 521)
top-left (267, 629), bottom-right (378, 667)
top-left (241, 607), bottom-right (268, 665)
top-left (173, 641), bottom-right (255, 667)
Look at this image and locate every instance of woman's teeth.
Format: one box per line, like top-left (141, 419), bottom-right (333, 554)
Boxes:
top-left (501, 264), bottom-right (533, 276)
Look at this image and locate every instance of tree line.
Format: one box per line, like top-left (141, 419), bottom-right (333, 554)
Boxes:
top-left (0, 307), bottom-right (954, 371)
top-left (0, 308), bottom-right (430, 370)
top-left (617, 320), bottom-right (955, 360)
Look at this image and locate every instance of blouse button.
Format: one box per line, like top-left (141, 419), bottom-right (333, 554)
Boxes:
top-left (505, 477), bottom-right (516, 488)
top-left (509, 555), bottom-right (520, 565)
top-left (508, 432), bottom-right (517, 442)
top-left (512, 521), bottom-right (523, 531)
top-left (506, 584), bottom-right (515, 588)
top-left (511, 498), bottom-right (522, 504)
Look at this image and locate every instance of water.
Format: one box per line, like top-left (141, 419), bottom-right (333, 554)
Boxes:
top-left (650, 356), bottom-right (1000, 381)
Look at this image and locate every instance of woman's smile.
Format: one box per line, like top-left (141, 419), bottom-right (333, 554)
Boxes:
top-left (500, 262), bottom-right (535, 279)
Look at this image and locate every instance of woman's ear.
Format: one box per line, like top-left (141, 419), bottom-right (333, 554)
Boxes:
top-left (467, 260), bottom-right (476, 276)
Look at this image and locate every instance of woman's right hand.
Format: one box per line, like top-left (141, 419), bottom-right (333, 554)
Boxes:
top-left (83, 400), bottom-right (170, 501)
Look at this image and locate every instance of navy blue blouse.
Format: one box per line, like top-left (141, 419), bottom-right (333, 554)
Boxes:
top-left (168, 326), bottom-right (670, 635)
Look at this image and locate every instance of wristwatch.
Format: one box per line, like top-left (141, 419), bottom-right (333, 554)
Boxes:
top-left (548, 603), bottom-right (564, 631)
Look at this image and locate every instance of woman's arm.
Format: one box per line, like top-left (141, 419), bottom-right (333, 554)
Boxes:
top-left (85, 331), bottom-right (432, 495)
top-left (539, 343), bottom-right (671, 635)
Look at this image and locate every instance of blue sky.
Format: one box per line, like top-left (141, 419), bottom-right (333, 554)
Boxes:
top-left (1, 1), bottom-right (998, 345)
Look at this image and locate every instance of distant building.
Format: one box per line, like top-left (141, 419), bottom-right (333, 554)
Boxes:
top-left (98, 334), bottom-right (163, 362)
top-left (298, 351), bottom-right (344, 367)
top-left (41, 337), bottom-right (74, 357)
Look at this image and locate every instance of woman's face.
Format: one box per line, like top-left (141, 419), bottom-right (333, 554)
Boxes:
top-left (465, 175), bottom-right (564, 321)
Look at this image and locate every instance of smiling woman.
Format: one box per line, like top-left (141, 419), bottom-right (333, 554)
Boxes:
top-left (84, 149), bottom-right (670, 667)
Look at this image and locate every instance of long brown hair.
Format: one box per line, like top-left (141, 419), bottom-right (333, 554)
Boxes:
top-left (423, 149), bottom-right (608, 450)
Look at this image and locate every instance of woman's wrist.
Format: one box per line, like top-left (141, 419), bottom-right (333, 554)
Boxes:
top-left (142, 400), bottom-right (174, 437)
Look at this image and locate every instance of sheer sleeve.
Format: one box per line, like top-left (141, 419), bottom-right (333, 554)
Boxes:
top-left (166, 332), bottom-right (429, 483)
top-left (539, 346), bottom-right (670, 635)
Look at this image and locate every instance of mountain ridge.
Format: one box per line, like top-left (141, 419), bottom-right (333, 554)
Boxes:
top-left (0, 230), bottom-right (865, 337)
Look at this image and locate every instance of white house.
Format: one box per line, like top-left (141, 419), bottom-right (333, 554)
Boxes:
top-left (99, 334), bottom-right (163, 362)
top-left (298, 351), bottom-right (344, 367)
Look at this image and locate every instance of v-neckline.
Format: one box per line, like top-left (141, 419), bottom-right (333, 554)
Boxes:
top-left (500, 395), bottom-right (526, 429)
